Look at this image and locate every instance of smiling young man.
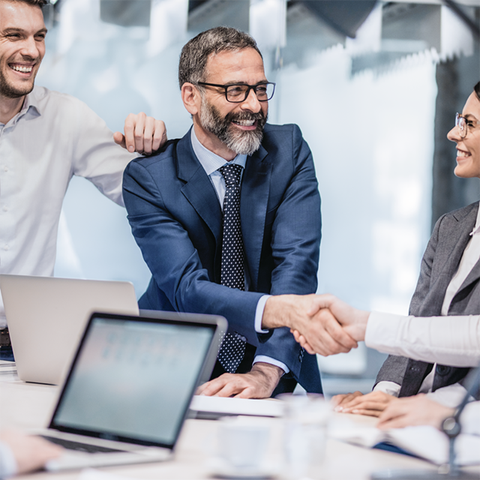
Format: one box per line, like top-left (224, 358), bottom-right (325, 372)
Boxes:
top-left (0, 0), bottom-right (166, 335)
top-left (122, 27), bottom-right (341, 398)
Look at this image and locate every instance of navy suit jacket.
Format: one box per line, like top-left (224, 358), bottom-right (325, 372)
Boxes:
top-left (123, 123), bottom-right (322, 393)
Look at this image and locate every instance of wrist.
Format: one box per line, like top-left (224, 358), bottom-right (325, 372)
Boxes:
top-left (251, 362), bottom-right (284, 384)
top-left (262, 295), bottom-right (297, 330)
top-left (355, 310), bottom-right (370, 341)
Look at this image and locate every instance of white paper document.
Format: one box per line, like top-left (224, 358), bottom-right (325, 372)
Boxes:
top-left (190, 395), bottom-right (283, 418)
top-left (329, 418), bottom-right (480, 465)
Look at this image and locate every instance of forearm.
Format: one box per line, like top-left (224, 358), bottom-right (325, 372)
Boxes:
top-left (366, 312), bottom-right (480, 366)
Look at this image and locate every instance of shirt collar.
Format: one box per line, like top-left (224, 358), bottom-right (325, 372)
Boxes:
top-left (470, 204), bottom-right (480, 236)
top-left (0, 89), bottom-right (41, 127)
top-left (190, 127), bottom-right (247, 176)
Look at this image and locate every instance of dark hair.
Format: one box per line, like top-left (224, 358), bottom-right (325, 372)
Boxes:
top-left (178, 27), bottom-right (262, 88)
top-left (4, 0), bottom-right (47, 7)
top-left (475, 81), bottom-right (480, 102)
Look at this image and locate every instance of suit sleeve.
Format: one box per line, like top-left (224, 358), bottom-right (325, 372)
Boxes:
top-left (255, 125), bottom-right (322, 379)
top-left (375, 214), bottom-right (444, 386)
top-left (123, 159), bottom-right (263, 341)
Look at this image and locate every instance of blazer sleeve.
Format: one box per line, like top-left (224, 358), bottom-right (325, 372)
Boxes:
top-left (375, 214), bottom-right (443, 386)
top-left (123, 158), bottom-right (264, 343)
top-left (255, 125), bottom-right (322, 378)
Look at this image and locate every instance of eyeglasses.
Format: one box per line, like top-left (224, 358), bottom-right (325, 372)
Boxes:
top-left (196, 82), bottom-right (276, 103)
top-left (455, 113), bottom-right (480, 138)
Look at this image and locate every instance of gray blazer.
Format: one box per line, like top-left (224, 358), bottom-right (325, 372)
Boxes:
top-left (376, 201), bottom-right (479, 398)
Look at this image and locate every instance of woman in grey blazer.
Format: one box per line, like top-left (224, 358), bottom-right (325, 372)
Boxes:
top-left (300, 82), bottom-right (480, 419)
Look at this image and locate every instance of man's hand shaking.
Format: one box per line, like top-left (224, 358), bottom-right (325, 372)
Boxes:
top-left (286, 294), bottom-right (370, 356)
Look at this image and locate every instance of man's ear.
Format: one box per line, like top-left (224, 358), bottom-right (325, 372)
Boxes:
top-left (182, 83), bottom-right (200, 115)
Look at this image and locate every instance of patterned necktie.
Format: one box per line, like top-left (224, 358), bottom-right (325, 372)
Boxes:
top-left (217, 163), bottom-right (246, 373)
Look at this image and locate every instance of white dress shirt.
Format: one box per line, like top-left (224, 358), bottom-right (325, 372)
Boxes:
top-left (374, 205), bottom-right (480, 403)
top-left (0, 86), bottom-right (135, 326)
top-left (365, 312), bottom-right (480, 366)
top-left (190, 128), bottom-right (288, 373)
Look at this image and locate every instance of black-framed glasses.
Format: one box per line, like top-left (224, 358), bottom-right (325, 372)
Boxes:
top-left (196, 82), bottom-right (276, 103)
top-left (455, 113), bottom-right (480, 139)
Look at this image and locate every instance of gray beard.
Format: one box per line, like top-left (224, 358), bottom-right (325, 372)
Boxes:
top-left (199, 97), bottom-right (266, 156)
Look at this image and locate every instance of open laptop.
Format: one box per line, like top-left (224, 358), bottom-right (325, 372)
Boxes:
top-left (0, 275), bottom-right (139, 385)
top-left (37, 310), bottom-right (226, 470)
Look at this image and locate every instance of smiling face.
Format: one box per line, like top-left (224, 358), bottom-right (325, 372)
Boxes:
top-left (186, 48), bottom-right (269, 160)
top-left (447, 91), bottom-right (480, 178)
top-left (0, 0), bottom-right (47, 100)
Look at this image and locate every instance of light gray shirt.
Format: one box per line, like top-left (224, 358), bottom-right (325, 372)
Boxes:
top-left (0, 86), bottom-right (135, 326)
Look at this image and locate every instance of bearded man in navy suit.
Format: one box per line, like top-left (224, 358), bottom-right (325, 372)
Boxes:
top-left (123, 27), bottom-right (356, 398)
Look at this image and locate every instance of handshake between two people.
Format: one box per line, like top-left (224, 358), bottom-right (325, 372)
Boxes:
top-left (262, 293), bottom-right (368, 356)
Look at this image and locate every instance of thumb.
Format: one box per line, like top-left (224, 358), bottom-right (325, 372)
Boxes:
top-left (113, 131), bottom-right (126, 148)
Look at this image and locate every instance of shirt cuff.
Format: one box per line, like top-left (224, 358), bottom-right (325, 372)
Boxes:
top-left (253, 355), bottom-right (289, 374)
top-left (0, 442), bottom-right (18, 478)
top-left (373, 381), bottom-right (401, 397)
top-left (255, 295), bottom-right (271, 333)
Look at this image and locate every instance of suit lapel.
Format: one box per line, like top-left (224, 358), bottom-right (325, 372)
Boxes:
top-left (176, 131), bottom-right (222, 242)
top-left (436, 205), bottom-right (477, 276)
top-left (452, 203), bottom-right (480, 298)
top-left (241, 144), bottom-right (271, 290)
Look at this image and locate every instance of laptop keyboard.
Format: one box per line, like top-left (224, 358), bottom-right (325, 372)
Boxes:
top-left (40, 435), bottom-right (125, 454)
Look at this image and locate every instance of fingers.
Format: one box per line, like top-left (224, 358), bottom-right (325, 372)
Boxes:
top-left (376, 395), bottom-right (453, 430)
top-left (196, 366), bottom-right (281, 400)
top-left (113, 131), bottom-right (126, 148)
top-left (306, 309), bottom-right (358, 356)
top-left (0, 430), bottom-right (63, 474)
top-left (341, 401), bottom-right (389, 416)
top-left (306, 293), bottom-right (335, 316)
top-left (196, 374), bottom-right (246, 397)
top-left (121, 113), bottom-right (167, 154)
top-left (319, 309), bottom-right (358, 351)
top-left (331, 392), bottom-right (363, 409)
top-left (123, 113), bottom-right (137, 153)
top-left (335, 391), bottom-right (393, 416)
top-left (151, 120), bottom-right (167, 152)
top-left (344, 408), bottom-right (384, 418)
top-left (291, 330), bottom-right (315, 354)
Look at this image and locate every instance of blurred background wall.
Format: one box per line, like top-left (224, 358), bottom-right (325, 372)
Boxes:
top-left (38, 0), bottom-right (480, 394)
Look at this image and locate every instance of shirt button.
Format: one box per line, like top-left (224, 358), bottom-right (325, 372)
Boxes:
top-left (3, 245), bottom-right (9, 250)
top-left (3, 166), bottom-right (8, 172)
top-left (2, 206), bottom-right (8, 212)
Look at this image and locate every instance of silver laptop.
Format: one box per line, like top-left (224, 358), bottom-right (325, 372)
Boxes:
top-left (38, 310), bottom-right (226, 470)
top-left (0, 275), bottom-right (139, 385)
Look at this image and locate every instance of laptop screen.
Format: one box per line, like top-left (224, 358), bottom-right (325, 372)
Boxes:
top-left (50, 314), bottom-right (217, 448)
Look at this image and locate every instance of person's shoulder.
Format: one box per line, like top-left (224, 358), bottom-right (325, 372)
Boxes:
top-left (442, 201), bottom-right (478, 221)
top-left (32, 86), bottom-right (88, 109)
top-left (127, 138), bottom-right (181, 172)
top-left (263, 123), bottom-right (302, 135)
top-left (31, 86), bottom-right (100, 123)
top-left (262, 123), bottom-right (304, 144)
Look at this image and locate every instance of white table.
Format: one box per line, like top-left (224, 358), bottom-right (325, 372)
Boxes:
top-left (1, 363), bottom-right (478, 480)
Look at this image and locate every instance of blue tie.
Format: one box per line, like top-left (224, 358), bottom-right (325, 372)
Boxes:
top-left (217, 163), bottom-right (246, 373)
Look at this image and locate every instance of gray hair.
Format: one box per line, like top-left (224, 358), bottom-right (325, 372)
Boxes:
top-left (178, 27), bottom-right (262, 88)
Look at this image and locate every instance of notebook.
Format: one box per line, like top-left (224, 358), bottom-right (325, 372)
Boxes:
top-left (0, 275), bottom-right (139, 385)
top-left (38, 310), bottom-right (226, 470)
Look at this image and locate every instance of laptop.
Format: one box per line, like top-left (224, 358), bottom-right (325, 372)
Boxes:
top-left (38, 310), bottom-right (226, 470)
top-left (0, 275), bottom-right (139, 385)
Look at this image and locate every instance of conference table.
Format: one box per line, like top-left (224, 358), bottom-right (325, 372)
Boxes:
top-left (1, 361), bottom-right (478, 480)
